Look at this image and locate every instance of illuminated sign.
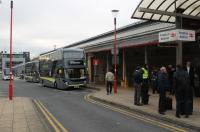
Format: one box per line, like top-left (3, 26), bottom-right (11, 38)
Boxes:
top-left (68, 60), bottom-right (83, 65)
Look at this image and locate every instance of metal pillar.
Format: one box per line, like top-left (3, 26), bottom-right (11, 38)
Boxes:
top-left (144, 46), bottom-right (148, 64)
top-left (122, 49), bottom-right (125, 81)
top-left (9, 0), bottom-right (13, 101)
top-left (107, 52), bottom-right (109, 72)
top-left (176, 41), bottom-right (182, 65)
top-left (175, 2), bottom-right (183, 65)
top-left (113, 17), bottom-right (117, 94)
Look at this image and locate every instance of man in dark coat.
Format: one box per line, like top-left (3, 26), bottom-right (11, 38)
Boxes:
top-left (194, 64), bottom-right (200, 97)
top-left (157, 67), bottom-right (169, 115)
top-left (133, 66), bottom-right (143, 106)
top-left (173, 65), bottom-right (191, 118)
top-left (167, 64), bottom-right (174, 94)
top-left (184, 61), bottom-right (194, 114)
top-left (185, 62), bottom-right (195, 89)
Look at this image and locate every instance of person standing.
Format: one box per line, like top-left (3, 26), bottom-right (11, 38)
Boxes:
top-left (105, 69), bottom-right (114, 95)
top-left (150, 68), bottom-right (158, 94)
top-left (195, 64), bottom-right (200, 97)
top-left (141, 64), bottom-right (149, 105)
top-left (173, 65), bottom-right (191, 118)
top-left (157, 67), bottom-right (169, 115)
top-left (167, 64), bottom-right (174, 94)
top-left (185, 61), bottom-right (194, 115)
top-left (185, 62), bottom-right (195, 88)
top-left (133, 66), bottom-right (143, 106)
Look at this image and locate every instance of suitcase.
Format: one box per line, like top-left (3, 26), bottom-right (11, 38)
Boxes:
top-left (165, 97), bottom-right (172, 110)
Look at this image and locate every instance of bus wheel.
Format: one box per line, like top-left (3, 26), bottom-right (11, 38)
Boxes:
top-left (54, 82), bottom-right (57, 88)
top-left (42, 80), bottom-right (45, 87)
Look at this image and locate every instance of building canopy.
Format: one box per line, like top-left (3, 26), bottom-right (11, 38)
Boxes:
top-left (132, 0), bottom-right (200, 23)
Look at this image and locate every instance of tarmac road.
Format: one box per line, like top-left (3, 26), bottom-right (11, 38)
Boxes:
top-left (0, 79), bottom-right (188, 132)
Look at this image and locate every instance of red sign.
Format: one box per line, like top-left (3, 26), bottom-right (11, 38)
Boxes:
top-left (170, 32), bottom-right (176, 37)
top-left (93, 59), bottom-right (98, 66)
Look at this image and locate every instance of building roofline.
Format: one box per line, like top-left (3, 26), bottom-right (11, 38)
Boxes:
top-left (64, 20), bottom-right (154, 48)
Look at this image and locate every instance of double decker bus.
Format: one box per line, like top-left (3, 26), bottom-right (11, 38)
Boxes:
top-left (24, 61), bottom-right (40, 83)
top-left (39, 48), bottom-right (86, 89)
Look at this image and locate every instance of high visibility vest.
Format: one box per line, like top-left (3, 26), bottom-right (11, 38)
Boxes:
top-left (142, 68), bottom-right (149, 79)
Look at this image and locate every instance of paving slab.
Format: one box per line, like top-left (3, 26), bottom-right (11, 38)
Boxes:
top-left (0, 97), bottom-right (48, 132)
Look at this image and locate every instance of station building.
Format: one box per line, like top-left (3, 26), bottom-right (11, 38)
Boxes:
top-left (64, 0), bottom-right (200, 97)
top-left (1, 52), bottom-right (31, 76)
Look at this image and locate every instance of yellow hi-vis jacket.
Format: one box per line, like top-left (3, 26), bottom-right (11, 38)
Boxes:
top-left (142, 68), bottom-right (149, 79)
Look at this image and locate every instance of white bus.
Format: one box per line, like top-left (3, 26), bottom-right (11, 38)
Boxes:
top-left (1, 53), bottom-right (25, 80)
top-left (2, 68), bottom-right (13, 80)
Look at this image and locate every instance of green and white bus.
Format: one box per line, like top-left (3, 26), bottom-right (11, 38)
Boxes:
top-left (39, 48), bottom-right (86, 89)
top-left (24, 61), bottom-right (40, 83)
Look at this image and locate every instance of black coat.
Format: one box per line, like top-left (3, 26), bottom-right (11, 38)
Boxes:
top-left (133, 70), bottom-right (142, 84)
top-left (157, 73), bottom-right (169, 93)
top-left (173, 69), bottom-right (191, 100)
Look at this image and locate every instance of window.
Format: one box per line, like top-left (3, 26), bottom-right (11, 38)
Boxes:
top-left (66, 68), bottom-right (85, 79)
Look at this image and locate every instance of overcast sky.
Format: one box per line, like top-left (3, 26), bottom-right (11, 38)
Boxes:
top-left (0, 0), bottom-right (140, 58)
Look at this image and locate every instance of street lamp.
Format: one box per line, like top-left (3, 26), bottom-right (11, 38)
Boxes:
top-left (9, 0), bottom-right (13, 100)
top-left (111, 9), bottom-right (119, 94)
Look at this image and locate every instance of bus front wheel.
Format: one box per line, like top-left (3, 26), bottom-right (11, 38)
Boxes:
top-left (54, 82), bottom-right (57, 88)
top-left (42, 80), bottom-right (45, 87)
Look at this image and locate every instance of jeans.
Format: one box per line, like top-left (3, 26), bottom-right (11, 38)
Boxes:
top-left (134, 83), bottom-right (142, 104)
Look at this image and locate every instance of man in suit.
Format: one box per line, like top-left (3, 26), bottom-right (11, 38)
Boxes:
top-left (186, 62), bottom-right (195, 88)
top-left (185, 61), bottom-right (194, 115)
top-left (173, 65), bottom-right (191, 118)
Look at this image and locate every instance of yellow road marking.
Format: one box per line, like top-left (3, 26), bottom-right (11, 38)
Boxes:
top-left (34, 100), bottom-right (60, 132)
top-left (37, 100), bottom-right (68, 132)
top-left (84, 94), bottom-right (187, 132)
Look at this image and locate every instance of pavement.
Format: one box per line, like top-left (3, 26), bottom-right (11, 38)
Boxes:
top-left (0, 97), bottom-right (47, 132)
top-left (88, 84), bottom-right (200, 131)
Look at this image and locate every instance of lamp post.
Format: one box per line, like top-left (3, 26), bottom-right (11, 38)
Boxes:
top-left (9, 0), bottom-right (13, 100)
top-left (111, 9), bottom-right (119, 94)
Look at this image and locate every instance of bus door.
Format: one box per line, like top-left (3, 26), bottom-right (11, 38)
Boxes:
top-left (55, 68), bottom-right (65, 89)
